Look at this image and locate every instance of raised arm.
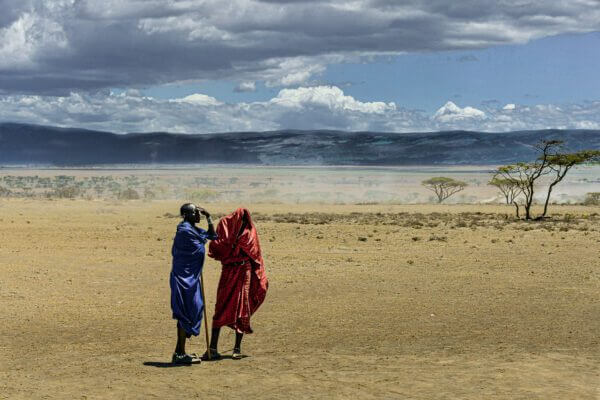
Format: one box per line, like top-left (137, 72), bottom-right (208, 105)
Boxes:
top-left (199, 207), bottom-right (217, 239)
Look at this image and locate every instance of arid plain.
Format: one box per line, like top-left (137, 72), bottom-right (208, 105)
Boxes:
top-left (1, 196), bottom-right (599, 399)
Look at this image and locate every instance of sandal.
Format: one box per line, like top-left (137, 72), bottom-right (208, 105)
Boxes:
top-left (231, 349), bottom-right (243, 360)
top-left (201, 348), bottom-right (222, 361)
top-left (172, 353), bottom-right (201, 365)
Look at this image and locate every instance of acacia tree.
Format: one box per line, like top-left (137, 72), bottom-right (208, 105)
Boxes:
top-left (422, 177), bottom-right (467, 203)
top-left (495, 140), bottom-right (561, 219)
top-left (496, 163), bottom-right (533, 219)
top-left (541, 150), bottom-right (600, 217)
top-left (497, 140), bottom-right (600, 219)
top-left (488, 176), bottom-right (522, 205)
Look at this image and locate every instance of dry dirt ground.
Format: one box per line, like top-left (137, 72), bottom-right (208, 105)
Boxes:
top-left (0, 199), bottom-right (599, 399)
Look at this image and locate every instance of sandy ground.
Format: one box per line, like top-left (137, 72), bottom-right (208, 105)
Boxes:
top-left (0, 199), bottom-right (599, 399)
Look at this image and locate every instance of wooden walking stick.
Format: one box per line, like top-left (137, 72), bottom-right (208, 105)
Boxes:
top-left (200, 271), bottom-right (211, 360)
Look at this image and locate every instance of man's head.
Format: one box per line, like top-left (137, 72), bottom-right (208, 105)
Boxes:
top-left (180, 203), bottom-right (200, 223)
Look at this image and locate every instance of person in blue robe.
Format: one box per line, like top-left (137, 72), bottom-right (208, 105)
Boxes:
top-left (170, 203), bottom-right (217, 364)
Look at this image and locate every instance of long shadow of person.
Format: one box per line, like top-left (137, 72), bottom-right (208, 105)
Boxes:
top-left (201, 354), bottom-right (249, 362)
top-left (142, 361), bottom-right (195, 368)
top-left (142, 353), bottom-right (250, 367)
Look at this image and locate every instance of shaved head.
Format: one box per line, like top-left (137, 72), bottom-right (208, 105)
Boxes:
top-left (180, 203), bottom-right (198, 220)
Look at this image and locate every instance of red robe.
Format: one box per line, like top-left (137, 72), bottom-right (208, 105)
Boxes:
top-left (208, 208), bottom-right (268, 334)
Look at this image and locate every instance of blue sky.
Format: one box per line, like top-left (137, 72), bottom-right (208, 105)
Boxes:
top-left (137, 31), bottom-right (600, 113)
top-left (2, 1), bottom-right (600, 133)
top-left (325, 32), bottom-right (600, 112)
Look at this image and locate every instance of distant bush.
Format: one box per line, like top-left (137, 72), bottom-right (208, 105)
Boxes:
top-left (118, 188), bottom-right (140, 200)
top-left (143, 188), bottom-right (157, 200)
top-left (252, 188), bottom-right (280, 202)
top-left (50, 186), bottom-right (81, 199)
top-left (583, 192), bottom-right (600, 206)
top-left (0, 186), bottom-right (10, 197)
top-left (185, 188), bottom-right (219, 202)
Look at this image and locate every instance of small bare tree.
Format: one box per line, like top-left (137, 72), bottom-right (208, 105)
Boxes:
top-left (488, 176), bottom-right (522, 205)
top-left (422, 177), bottom-right (467, 203)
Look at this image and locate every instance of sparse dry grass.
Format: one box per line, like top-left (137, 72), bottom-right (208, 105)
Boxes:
top-left (0, 199), bottom-right (599, 399)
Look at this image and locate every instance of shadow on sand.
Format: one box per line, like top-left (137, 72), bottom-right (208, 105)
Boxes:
top-left (143, 354), bottom-right (249, 368)
top-left (142, 361), bottom-right (195, 368)
top-left (203, 354), bottom-right (250, 361)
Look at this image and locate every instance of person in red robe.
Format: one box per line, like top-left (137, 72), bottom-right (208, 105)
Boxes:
top-left (204, 207), bottom-right (268, 360)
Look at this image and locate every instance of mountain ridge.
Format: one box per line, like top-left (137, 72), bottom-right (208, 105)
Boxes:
top-left (1, 122), bottom-right (599, 166)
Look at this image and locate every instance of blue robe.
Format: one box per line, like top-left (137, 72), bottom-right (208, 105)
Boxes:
top-left (170, 221), bottom-right (218, 336)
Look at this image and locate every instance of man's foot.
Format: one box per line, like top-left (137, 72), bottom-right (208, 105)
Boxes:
top-left (232, 348), bottom-right (243, 360)
top-left (201, 348), bottom-right (222, 361)
top-left (172, 352), bottom-right (201, 365)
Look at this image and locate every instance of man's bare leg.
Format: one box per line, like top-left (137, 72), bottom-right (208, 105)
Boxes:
top-left (204, 327), bottom-right (222, 359)
top-left (172, 325), bottom-right (201, 364)
top-left (209, 327), bottom-right (220, 351)
top-left (232, 332), bottom-right (243, 359)
top-left (175, 325), bottom-right (187, 355)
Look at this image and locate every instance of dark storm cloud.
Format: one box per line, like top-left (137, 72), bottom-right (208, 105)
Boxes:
top-left (1, 0), bottom-right (599, 94)
top-left (0, 1), bottom-right (26, 27)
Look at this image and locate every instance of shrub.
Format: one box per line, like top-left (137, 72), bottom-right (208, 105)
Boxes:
top-left (185, 188), bottom-right (219, 202)
top-left (51, 186), bottom-right (81, 199)
top-left (143, 188), bottom-right (157, 200)
top-left (583, 192), bottom-right (600, 206)
top-left (118, 188), bottom-right (140, 200)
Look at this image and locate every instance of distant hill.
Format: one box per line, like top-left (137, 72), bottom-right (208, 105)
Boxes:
top-left (1, 122), bottom-right (599, 166)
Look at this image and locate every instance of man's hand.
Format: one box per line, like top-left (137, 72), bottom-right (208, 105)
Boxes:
top-left (199, 207), bottom-right (216, 236)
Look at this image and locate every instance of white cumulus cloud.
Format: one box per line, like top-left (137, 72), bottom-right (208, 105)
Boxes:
top-left (234, 81), bottom-right (256, 93)
top-left (271, 86), bottom-right (396, 114)
top-left (1, 88), bottom-right (600, 134)
top-left (434, 101), bottom-right (486, 122)
top-left (171, 93), bottom-right (223, 106)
